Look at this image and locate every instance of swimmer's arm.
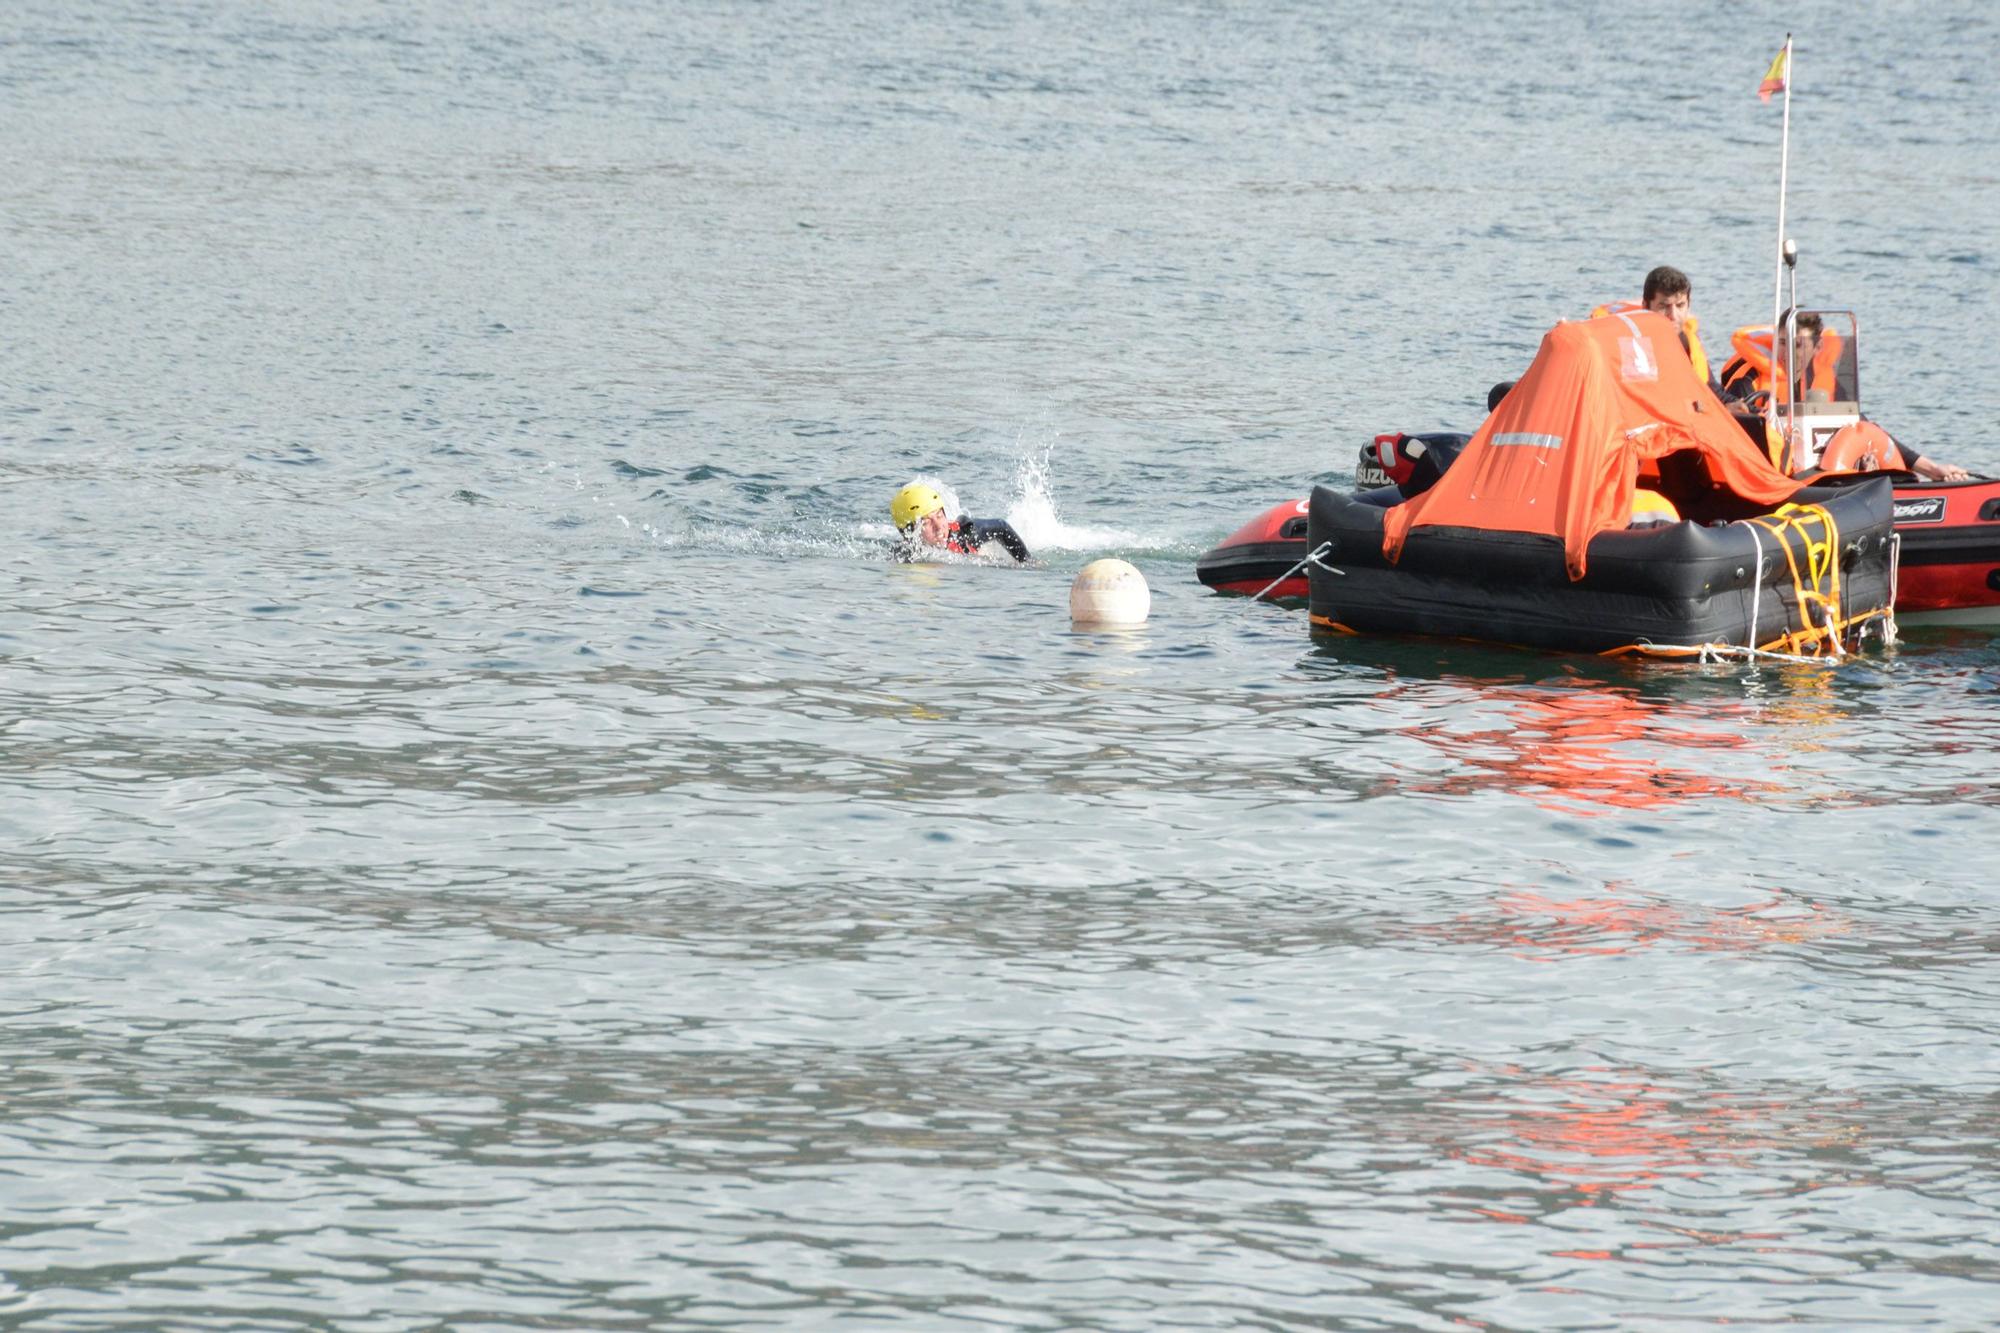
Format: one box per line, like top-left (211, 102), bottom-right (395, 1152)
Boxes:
top-left (965, 519), bottom-right (1031, 563)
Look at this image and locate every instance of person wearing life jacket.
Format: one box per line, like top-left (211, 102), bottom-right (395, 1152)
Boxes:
top-left (1715, 314), bottom-right (1971, 480)
top-left (1592, 265), bottom-right (1712, 386)
top-left (1812, 420), bottom-right (1972, 483)
top-left (889, 482), bottom-right (1031, 563)
top-left (1717, 309), bottom-right (1841, 407)
top-left (1628, 488), bottom-right (1681, 528)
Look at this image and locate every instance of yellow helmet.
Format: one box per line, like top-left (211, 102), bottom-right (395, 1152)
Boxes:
top-left (890, 482), bottom-right (944, 530)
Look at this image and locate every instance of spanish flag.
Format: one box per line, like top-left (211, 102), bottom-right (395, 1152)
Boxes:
top-left (1758, 44), bottom-right (1789, 103)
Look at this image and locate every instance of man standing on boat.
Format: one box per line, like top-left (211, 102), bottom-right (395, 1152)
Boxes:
top-left (1593, 266), bottom-right (1714, 388)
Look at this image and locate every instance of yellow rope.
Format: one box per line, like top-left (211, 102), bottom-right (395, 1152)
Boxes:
top-left (1610, 500), bottom-right (1894, 659)
top-left (1745, 502), bottom-right (1846, 656)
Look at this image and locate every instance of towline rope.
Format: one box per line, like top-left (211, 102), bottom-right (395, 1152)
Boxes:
top-left (1610, 612), bottom-right (1898, 664)
top-left (1251, 540), bottom-right (1337, 603)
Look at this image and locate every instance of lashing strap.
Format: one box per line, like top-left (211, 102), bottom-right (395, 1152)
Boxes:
top-left (1744, 502), bottom-right (1847, 656)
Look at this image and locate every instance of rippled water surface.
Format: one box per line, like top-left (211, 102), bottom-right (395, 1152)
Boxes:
top-left (6, 1), bottom-right (2000, 1328)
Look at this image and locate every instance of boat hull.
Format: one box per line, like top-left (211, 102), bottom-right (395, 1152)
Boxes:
top-left (1304, 478), bottom-right (1898, 656)
top-left (1197, 434), bottom-right (1471, 601)
top-left (1886, 480), bottom-right (2000, 625)
top-left (1194, 498), bottom-right (1314, 599)
top-left (1205, 475), bottom-right (2000, 627)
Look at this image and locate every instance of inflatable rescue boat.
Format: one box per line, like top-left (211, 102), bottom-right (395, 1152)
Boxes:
top-left (1306, 476), bottom-right (1895, 656)
top-left (1755, 309), bottom-right (2000, 626)
top-left (1290, 312), bottom-right (1900, 655)
top-left (1885, 482), bottom-right (2000, 625)
top-left (1200, 309), bottom-right (1997, 628)
top-left (1194, 497), bottom-right (1315, 600)
top-left (1195, 433), bottom-right (1465, 601)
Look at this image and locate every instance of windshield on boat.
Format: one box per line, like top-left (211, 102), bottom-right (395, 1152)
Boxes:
top-left (1781, 308), bottom-right (1858, 408)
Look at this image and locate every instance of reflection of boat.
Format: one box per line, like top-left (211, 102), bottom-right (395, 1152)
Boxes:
top-left (1376, 682), bottom-right (1775, 815)
top-left (1441, 1066), bottom-right (1779, 1205)
top-left (1465, 888), bottom-right (1847, 959)
top-left (1309, 313), bottom-right (1898, 656)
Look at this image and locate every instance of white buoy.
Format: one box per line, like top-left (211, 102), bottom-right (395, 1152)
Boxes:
top-left (1070, 559), bottom-right (1150, 627)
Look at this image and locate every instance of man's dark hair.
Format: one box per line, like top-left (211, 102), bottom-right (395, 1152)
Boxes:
top-left (1642, 265), bottom-right (1692, 303)
top-left (1780, 307), bottom-right (1823, 337)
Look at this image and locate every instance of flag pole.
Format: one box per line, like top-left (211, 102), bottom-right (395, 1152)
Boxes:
top-left (1770, 34), bottom-right (1793, 333)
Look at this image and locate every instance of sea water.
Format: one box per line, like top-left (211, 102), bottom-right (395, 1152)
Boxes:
top-left (5, 1), bottom-right (1999, 1328)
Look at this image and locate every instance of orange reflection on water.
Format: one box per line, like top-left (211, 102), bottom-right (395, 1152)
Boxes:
top-left (1444, 886), bottom-right (1852, 962)
top-left (1446, 1066), bottom-right (1781, 1205)
top-left (1385, 682), bottom-right (1779, 815)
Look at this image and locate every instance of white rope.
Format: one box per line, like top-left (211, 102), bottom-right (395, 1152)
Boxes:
top-left (1824, 510), bottom-right (1846, 657)
top-left (1885, 532), bottom-right (1902, 646)
top-left (1745, 522), bottom-right (1766, 649)
top-left (1250, 541), bottom-right (1335, 603)
top-left (1630, 639), bottom-right (1840, 664)
top-left (1703, 643), bottom-right (1821, 664)
top-left (1633, 606), bottom-right (1895, 663)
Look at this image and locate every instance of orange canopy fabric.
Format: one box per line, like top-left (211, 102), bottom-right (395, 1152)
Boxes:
top-left (1382, 310), bottom-right (1801, 580)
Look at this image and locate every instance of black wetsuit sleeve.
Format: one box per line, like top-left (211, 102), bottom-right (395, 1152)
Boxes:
top-left (962, 518), bottom-right (1031, 563)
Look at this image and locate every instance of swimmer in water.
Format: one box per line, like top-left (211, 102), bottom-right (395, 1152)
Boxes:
top-left (888, 482), bottom-right (1030, 563)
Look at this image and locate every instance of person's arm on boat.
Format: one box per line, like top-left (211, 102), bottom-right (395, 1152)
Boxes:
top-left (1905, 453), bottom-right (1972, 482)
top-left (1873, 424), bottom-right (1974, 482)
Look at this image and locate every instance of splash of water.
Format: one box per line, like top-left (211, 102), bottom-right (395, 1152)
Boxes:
top-left (1003, 436), bottom-right (1144, 553)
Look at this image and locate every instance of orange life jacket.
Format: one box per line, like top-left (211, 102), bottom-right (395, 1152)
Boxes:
top-left (1628, 488), bottom-right (1680, 527)
top-left (1591, 301), bottom-right (1710, 383)
top-left (1720, 324), bottom-right (1844, 405)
